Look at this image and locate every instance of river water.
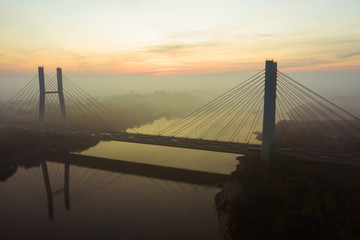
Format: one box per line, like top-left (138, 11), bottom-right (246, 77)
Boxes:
top-left (0, 136), bottom-right (239, 239)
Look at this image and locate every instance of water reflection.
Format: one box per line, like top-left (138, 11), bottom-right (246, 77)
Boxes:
top-left (0, 147), bottom-right (237, 240)
top-left (81, 140), bottom-right (239, 174)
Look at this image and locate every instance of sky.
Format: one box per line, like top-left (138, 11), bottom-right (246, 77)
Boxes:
top-left (1, 0), bottom-right (360, 75)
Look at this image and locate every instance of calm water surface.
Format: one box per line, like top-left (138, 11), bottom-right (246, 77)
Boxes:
top-left (0, 140), bottom-right (239, 240)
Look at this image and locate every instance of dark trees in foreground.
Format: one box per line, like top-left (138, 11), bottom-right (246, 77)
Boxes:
top-left (222, 154), bottom-right (360, 240)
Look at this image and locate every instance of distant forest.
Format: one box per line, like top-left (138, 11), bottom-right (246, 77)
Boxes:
top-left (255, 120), bottom-right (360, 154)
top-left (0, 91), bottom-right (207, 132)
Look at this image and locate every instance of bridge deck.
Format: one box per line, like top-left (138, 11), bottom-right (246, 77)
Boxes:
top-left (1, 123), bottom-right (260, 154)
top-left (97, 132), bottom-right (260, 154)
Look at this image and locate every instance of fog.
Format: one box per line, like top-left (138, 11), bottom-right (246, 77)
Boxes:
top-left (0, 70), bottom-right (359, 130)
top-left (97, 91), bottom-right (211, 129)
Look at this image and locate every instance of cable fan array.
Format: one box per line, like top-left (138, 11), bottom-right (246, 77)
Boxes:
top-left (0, 73), bottom-right (127, 132)
top-left (61, 74), bottom-right (127, 131)
top-left (158, 70), bottom-right (360, 152)
top-left (1, 68), bottom-right (359, 153)
top-left (0, 76), bottom-right (40, 126)
top-left (274, 71), bottom-right (360, 152)
top-left (159, 70), bottom-right (266, 144)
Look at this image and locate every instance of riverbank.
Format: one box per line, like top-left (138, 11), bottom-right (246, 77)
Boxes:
top-left (0, 127), bottom-right (99, 181)
top-left (216, 153), bottom-right (360, 240)
top-left (0, 126), bottom-right (99, 158)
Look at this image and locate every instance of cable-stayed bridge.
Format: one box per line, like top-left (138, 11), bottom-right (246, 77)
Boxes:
top-left (1, 60), bottom-right (359, 162)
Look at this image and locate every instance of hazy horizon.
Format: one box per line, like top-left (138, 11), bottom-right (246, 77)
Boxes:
top-left (1, 69), bottom-right (359, 116)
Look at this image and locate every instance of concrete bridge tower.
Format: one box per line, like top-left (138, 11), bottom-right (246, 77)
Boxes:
top-left (38, 67), bottom-right (68, 132)
top-left (261, 60), bottom-right (277, 161)
top-left (41, 161), bottom-right (71, 220)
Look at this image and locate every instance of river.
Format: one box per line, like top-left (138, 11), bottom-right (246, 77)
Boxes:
top-left (0, 130), bottom-right (239, 239)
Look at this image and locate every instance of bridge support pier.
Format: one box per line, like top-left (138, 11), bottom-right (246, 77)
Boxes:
top-left (261, 60), bottom-right (277, 161)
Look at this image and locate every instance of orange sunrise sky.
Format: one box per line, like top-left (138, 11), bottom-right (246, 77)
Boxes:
top-left (0, 0), bottom-right (359, 75)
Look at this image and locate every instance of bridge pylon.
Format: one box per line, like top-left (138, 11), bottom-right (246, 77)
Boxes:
top-left (38, 67), bottom-right (68, 132)
top-left (261, 60), bottom-right (277, 161)
top-left (40, 160), bottom-right (71, 219)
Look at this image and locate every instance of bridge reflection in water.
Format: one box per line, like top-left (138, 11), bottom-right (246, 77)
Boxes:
top-left (5, 152), bottom-right (229, 226)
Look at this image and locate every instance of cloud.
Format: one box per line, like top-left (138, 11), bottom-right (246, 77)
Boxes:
top-left (147, 42), bottom-right (218, 55)
top-left (281, 60), bottom-right (334, 69)
top-left (148, 44), bottom-right (189, 53)
top-left (36, 4), bottom-right (75, 18)
top-left (340, 52), bottom-right (360, 58)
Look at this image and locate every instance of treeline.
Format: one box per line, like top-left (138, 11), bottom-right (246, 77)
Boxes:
top-left (0, 127), bottom-right (99, 157)
top-left (0, 91), bottom-right (207, 132)
top-left (0, 127), bottom-right (99, 181)
top-left (217, 154), bottom-right (360, 240)
top-left (273, 119), bottom-right (360, 154)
